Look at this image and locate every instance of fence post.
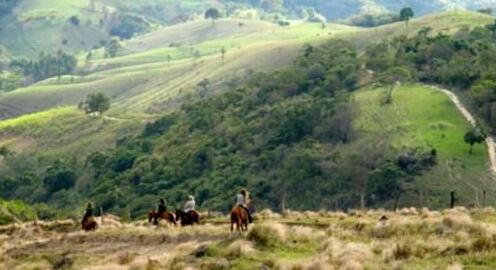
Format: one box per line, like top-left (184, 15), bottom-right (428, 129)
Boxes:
top-left (100, 207), bottom-right (104, 224)
top-left (419, 190), bottom-right (424, 209)
top-left (393, 193), bottom-right (401, 212)
top-left (450, 191), bottom-right (455, 209)
top-left (483, 190), bottom-right (487, 207)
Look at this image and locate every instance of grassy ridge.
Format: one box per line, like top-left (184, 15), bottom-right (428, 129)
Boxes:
top-left (0, 107), bottom-right (143, 163)
top-left (0, 0), bottom-right (110, 57)
top-left (0, 20), bottom-right (353, 119)
top-left (1, 11), bottom-right (490, 121)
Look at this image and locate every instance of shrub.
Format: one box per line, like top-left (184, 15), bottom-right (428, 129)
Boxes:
top-left (69, 15), bottom-right (80, 26)
top-left (471, 234), bottom-right (494, 252)
top-left (222, 240), bottom-right (256, 258)
top-left (392, 243), bottom-right (412, 260)
top-left (117, 252), bottom-right (136, 265)
top-left (248, 223), bottom-right (286, 247)
top-left (333, 243), bottom-right (372, 267)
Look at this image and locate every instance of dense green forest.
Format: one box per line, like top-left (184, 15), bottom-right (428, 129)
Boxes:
top-left (0, 38), bottom-right (440, 218)
top-left (1, 2), bottom-right (496, 221)
top-left (4, 17), bottom-right (496, 218)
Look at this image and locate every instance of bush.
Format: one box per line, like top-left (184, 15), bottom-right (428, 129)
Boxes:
top-left (248, 223), bottom-right (286, 247)
top-left (43, 165), bottom-right (77, 193)
top-left (0, 200), bottom-right (37, 225)
top-left (109, 14), bottom-right (150, 39)
top-left (69, 15), bottom-right (80, 26)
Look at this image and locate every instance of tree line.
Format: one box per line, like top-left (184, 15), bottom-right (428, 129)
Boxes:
top-left (0, 38), bottom-right (442, 218)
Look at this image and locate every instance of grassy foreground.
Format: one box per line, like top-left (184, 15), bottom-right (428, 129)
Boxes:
top-left (2, 208), bottom-right (496, 269)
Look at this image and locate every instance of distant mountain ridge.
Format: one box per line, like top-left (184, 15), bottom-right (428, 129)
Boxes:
top-left (286, 0), bottom-right (496, 19)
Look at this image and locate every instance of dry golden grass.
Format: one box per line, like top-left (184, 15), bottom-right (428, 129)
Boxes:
top-left (2, 208), bottom-right (496, 269)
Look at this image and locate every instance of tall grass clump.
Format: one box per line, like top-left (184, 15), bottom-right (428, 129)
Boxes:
top-left (247, 222), bottom-right (286, 247)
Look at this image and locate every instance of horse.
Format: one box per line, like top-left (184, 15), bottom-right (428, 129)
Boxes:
top-left (82, 216), bottom-right (98, 231)
top-left (231, 205), bottom-right (249, 232)
top-left (175, 209), bottom-right (200, 226)
top-left (148, 209), bottom-right (176, 226)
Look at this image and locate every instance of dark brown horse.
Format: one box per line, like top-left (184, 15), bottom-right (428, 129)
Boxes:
top-left (175, 210), bottom-right (200, 226)
top-left (231, 206), bottom-right (249, 232)
top-left (148, 210), bottom-right (176, 226)
top-left (82, 216), bottom-right (98, 231)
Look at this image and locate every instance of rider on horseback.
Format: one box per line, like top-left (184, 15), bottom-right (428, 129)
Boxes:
top-left (157, 198), bottom-right (167, 215)
top-left (184, 195), bottom-right (196, 213)
top-left (83, 202), bottom-right (94, 224)
top-left (236, 189), bottom-right (253, 223)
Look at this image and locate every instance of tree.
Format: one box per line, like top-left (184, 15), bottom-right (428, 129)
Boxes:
top-left (376, 66), bottom-right (413, 105)
top-left (69, 15), bottom-right (80, 26)
top-left (205, 8), bottom-right (221, 21)
top-left (43, 162), bottom-right (77, 193)
top-left (79, 93), bottom-right (110, 117)
top-left (478, 8), bottom-right (493, 15)
top-left (399, 7), bottom-right (414, 26)
top-left (109, 14), bottom-right (150, 39)
top-left (197, 78), bottom-right (210, 99)
top-left (220, 46), bottom-right (226, 62)
top-left (486, 19), bottom-right (496, 36)
top-left (104, 38), bottom-right (121, 58)
top-left (464, 128), bottom-right (486, 154)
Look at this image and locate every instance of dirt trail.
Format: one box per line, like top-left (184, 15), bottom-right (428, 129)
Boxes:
top-left (430, 85), bottom-right (496, 174)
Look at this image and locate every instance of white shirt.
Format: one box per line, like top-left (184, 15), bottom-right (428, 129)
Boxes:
top-left (184, 199), bottom-right (196, 212)
top-left (236, 194), bottom-right (246, 206)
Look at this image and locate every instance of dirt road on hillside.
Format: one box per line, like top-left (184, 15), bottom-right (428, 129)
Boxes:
top-left (430, 86), bottom-right (496, 174)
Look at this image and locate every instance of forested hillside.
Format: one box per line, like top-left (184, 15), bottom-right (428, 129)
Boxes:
top-left (0, 2), bottom-right (495, 220)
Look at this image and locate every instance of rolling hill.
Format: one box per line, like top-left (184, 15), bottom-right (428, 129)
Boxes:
top-left (0, 10), bottom-right (495, 216)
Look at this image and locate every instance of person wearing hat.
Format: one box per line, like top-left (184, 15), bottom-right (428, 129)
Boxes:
top-left (184, 195), bottom-right (196, 213)
top-left (236, 188), bottom-right (253, 223)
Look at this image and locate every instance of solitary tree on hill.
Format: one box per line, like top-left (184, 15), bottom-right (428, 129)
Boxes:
top-left (104, 38), bottom-right (120, 58)
top-left (205, 8), bottom-right (221, 22)
top-left (79, 93), bottom-right (110, 117)
top-left (197, 78), bottom-right (210, 99)
top-left (464, 128), bottom-right (486, 154)
top-left (376, 66), bottom-right (412, 105)
top-left (400, 7), bottom-right (414, 26)
top-left (220, 46), bottom-right (226, 62)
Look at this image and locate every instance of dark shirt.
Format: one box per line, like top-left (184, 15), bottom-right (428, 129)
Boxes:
top-left (85, 207), bottom-right (93, 217)
top-left (158, 204), bottom-right (167, 213)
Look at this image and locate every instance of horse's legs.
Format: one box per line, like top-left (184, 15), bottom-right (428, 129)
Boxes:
top-left (231, 221), bottom-right (234, 232)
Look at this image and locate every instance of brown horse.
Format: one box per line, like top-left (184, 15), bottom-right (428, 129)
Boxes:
top-left (231, 206), bottom-right (249, 232)
top-left (175, 209), bottom-right (200, 226)
top-left (148, 210), bottom-right (176, 226)
top-left (82, 216), bottom-right (98, 231)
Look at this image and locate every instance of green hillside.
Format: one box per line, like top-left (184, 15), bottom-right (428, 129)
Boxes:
top-left (0, 11), bottom-right (491, 121)
top-left (0, 10), bottom-right (495, 217)
top-left (0, 0), bottom-right (110, 57)
top-left (0, 0), bottom-right (232, 57)
top-left (0, 19), bottom-right (356, 119)
top-left (355, 85), bottom-right (494, 207)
